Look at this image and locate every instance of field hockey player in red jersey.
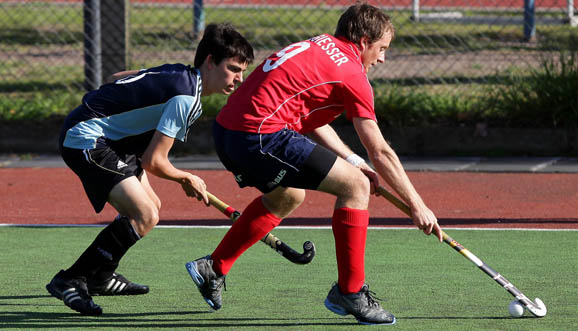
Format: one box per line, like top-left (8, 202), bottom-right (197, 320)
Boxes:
top-left (186, 3), bottom-right (442, 325)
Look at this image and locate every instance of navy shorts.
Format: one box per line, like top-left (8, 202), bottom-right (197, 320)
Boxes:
top-left (213, 121), bottom-right (337, 193)
top-left (61, 146), bottom-right (142, 213)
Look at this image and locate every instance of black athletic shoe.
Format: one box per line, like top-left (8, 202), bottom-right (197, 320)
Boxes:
top-left (185, 256), bottom-right (226, 310)
top-left (46, 270), bottom-right (103, 316)
top-left (324, 283), bottom-right (396, 325)
top-left (88, 273), bottom-right (149, 296)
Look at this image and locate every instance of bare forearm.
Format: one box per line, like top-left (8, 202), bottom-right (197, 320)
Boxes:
top-left (353, 117), bottom-right (424, 207)
top-left (353, 118), bottom-right (440, 238)
top-left (307, 125), bottom-right (355, 159)
top-left (142, 156), bottom-right (190, 184)
top-left (370, 149), bottom-right (424, 209)
top-left (141, 130), bottom-right (208, 204)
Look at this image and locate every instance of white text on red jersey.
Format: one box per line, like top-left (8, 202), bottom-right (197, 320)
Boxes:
top-left (309, 35), bottom-right (349, 67)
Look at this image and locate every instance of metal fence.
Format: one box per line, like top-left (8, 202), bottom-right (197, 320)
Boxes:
top-left (0, 0), bottom-right (577, 95)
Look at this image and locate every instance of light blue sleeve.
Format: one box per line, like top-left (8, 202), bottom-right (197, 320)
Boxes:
top-left (156, 95), bottom-right (201, 142)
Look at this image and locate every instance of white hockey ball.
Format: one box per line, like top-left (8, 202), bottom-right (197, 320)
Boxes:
top-left (509, 300), bottom-right (525, 318)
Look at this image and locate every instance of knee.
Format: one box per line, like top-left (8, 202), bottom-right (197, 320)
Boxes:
top-left (143, 206), bottom-right (160, 229)
top-left (355, 173), bottom-right (371, 197)
top-left (263, 188), bottom-right (306, 218)
top-left (133, 204), bottom-right (159, 236)
top-left (338, 171), bottom-right (370, 208)
top-left (341, 168), bottom-right (370, 193)
top-left (283, 189), bottom-right (306, 210)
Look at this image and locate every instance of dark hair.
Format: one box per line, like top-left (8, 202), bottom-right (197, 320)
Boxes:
top-left (194, 23), bottom-right (254, 68)
top-left (334, 3), bottom-right (394, 45)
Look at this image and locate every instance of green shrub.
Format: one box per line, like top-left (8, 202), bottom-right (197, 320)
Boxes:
top-left (484, 52), bottom-right (578, 129)
top-left (373, 84), bottom-right (484, 127)
top-left (1, 52), bottom-right (576, 130)
top-left (0, 91), bottom-right (80, 120)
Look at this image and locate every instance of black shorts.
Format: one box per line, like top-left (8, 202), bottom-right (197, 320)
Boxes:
top-left (213, 121), bottom-right (337, 193)
top-left (61, 147), bottom-right (143, 213)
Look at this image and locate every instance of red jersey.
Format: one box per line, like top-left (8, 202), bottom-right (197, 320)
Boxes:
top-left (216, 34), bottom-right (376, 134)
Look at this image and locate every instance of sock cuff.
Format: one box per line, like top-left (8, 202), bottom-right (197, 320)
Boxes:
top-left (333, 207), bottom-right (369, 227)
top-left (112, 215), bottom-right (140, 245)
top-left (115, 215), bottom-right (142, 240)
top-left (247, 196), bottom-right (282, 225)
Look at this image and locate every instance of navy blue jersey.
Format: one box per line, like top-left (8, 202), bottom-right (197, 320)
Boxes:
top-left (60, 63), bottom-right (203, 156)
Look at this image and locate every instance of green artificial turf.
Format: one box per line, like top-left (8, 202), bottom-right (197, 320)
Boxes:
top-left (0, 227), bottom-right (576, 330)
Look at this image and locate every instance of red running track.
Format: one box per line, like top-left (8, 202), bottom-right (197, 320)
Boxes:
top-left (1, 168), bottom-right (576, 229)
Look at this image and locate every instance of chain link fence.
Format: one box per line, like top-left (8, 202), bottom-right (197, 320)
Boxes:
top-left (1, 0), bottom-right (577, 95)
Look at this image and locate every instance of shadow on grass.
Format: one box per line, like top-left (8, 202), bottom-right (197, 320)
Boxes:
top-left (0, 295), bottom-right (51, 300)
top-left (0, 295), bottom-right (56, 307)
top-left (0, 295), bottom-right (358, 328)
top-left (403, 316), bottom-right (516, 320)
top-left (0, 311), bottom-right (359, 328)
top-left (1, 311), bottom-right (524, 329)
top-left (0, 296), bottom-right (524, 327)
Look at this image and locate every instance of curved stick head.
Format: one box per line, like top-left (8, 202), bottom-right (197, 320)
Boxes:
top-left (524, 298), bottom-right (547, 317)
top-left (298, 241), bottom-right (316, 264)
top-left (286, 241), bottom-right (316, 264)
top-left (272, 238), bottom-right (316, 265)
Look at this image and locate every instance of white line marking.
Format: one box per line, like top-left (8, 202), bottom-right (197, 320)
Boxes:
top-left (530, 157), bottom-right (561, 172)
top-left (0, 224), bottom-right (576, 231)
top-left (455, 160), bottom-right (482, 171)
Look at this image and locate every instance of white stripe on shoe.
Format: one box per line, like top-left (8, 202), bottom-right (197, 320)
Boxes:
top-left (62, 288), bottom-right (81, 303)
top-left (103, 277), bottom-right (128, 294)
top-left (116, 282), bottom-right (127, 293)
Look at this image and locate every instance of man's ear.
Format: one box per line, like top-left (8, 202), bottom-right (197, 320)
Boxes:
top-left (204, 54), bottom-right (215, 70)
top-left (359, 36), bottom-right (370, 52)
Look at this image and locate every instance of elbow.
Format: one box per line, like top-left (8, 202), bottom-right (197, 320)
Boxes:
top-left (140, 160), bottom-right (153, 173)
top-left (369, 146), bottom-right (398, 166)
top-left (140, 156), bottom-right (158, 173)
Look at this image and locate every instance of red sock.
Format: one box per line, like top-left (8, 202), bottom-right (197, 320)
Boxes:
top-left (211, 196), bottom-right (281, 275)
top-left (332, 207), bottom-right (369, 294)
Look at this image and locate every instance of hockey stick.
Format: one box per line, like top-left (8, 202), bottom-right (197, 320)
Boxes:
top-left (206, 191), bottom-right (316, 265)
top-left (375, 185), bottom-right (547, 317)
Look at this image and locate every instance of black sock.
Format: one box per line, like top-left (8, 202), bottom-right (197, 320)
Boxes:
top-left (64, 216), bottom-right (140, 281)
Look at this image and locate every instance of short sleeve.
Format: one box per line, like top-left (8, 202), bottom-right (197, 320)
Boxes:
top-left (341, 73), bottom-right (377, 122)
top-left (156, 95), bottom-right (200, 142)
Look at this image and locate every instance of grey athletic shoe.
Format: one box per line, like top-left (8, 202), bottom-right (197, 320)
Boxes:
top-left (46, 270), bottom-right (103, 316)
top-left (324, 283), bottom-right (396, 325)
top-left (185, 256), bottom-right (226, 310)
